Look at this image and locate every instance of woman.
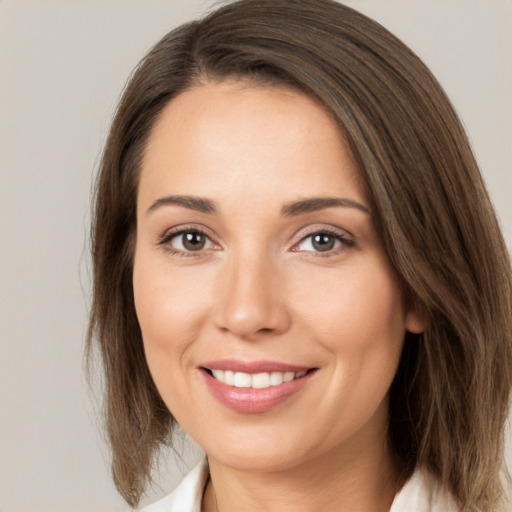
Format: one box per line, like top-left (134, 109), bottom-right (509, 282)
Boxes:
top-left (87, 1), bottom-right (512, 510)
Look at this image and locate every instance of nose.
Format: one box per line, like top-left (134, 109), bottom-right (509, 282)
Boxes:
top-left (213, 251), bottom-right (291, 340)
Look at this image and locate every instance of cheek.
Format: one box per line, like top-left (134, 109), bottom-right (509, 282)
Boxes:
top-left (132, 252), bottom-right (211, 375)
top-left (299, 264), bottom-right (406, 433)
top-left (293, 260), bottom-right (406, 401)
top-left (132, 252), bottom-right (218, 422)
top-left (295, 261), bottom-right (405, 344)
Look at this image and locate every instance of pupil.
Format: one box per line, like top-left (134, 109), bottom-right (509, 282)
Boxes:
top-left (312, 234), bottom-right (335, 252)
top-left (183, 232), bottom-right (205, 251)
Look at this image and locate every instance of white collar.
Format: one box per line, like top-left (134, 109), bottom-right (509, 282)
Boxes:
top-left (140, 458), bottom-right (458, 512)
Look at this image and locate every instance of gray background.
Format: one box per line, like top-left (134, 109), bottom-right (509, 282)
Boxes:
top-left (1, 1), bottom-right (511, 511)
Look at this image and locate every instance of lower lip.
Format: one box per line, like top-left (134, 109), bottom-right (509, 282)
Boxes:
top-left (201, 370), bottom-right (315, 413)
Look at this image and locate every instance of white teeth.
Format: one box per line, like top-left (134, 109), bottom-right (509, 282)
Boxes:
top-left (210, 369), bottom-right (308, 388)
top-left (233, 372), bottom-right (252, 388)
top-left (270, 371), bottom-right (284, 386)
top-left (283, 372), bottom-right (295, 383)
top-left (224, 370), bottom-right (235, 386)
top-left (252, 372), bottom-right (270, 389)
top-left (211, 369), bottom-right (224, 381)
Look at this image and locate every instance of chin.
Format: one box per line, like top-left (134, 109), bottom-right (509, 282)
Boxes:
top-left (198, 427), bottom-right (316, 473)
top-left (211, 448), bottom-right (305, 473)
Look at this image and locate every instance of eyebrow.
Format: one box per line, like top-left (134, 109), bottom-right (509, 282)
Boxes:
top-left (281, 197), bottom-right (370, 216)
top-left (147, 195), bottom-right (217, 215)
top-left (146, 194), bottom-right (370, 216)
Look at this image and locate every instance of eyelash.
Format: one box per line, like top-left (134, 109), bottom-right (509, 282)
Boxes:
top-left (292, 227), bottom-right (355, 257)
top-left (158, 226), bottom-right (355, 257)
top-left (158, 226), bottom-right (216, 258)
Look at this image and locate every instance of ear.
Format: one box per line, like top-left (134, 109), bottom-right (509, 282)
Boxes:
top-left (405, 307), bottom-right (429, 334)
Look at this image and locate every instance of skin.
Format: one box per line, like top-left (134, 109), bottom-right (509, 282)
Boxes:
top-left (133, 81), bottom-right (425, 512)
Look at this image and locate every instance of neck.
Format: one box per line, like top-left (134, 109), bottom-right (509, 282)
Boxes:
top-left (202, 407), bottom-right (402, 512)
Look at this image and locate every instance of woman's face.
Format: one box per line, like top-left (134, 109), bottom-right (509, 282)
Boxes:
top-left (133, 81), bottom-right (424, 472)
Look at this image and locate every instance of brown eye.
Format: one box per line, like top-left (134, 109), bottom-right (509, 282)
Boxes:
top-left (294, 230), bottom-right (353, 255)
top-left (311, 233), bottom-right (336, 252)
top-left (181, 232), bottom-right (206, 251)
top-left (164, 230), bottom-right (214, 253)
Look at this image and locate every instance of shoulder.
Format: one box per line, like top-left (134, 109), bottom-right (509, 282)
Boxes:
top-left (139, 459), bottom-right (209, 512)
top-left (390, 468), bottom-right (459, 512)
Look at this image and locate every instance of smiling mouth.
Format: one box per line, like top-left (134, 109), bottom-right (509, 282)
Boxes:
top-left (203, 368), bottom-right (315, 389)
top-left (200, 364), bottom-right (318, 413)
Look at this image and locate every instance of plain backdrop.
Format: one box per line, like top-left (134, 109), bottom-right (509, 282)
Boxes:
top-left (0, 1), bottom-right (511, 511)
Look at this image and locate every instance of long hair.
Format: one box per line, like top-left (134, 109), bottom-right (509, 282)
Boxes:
top-left (87, 1), bottom-right (512, 509)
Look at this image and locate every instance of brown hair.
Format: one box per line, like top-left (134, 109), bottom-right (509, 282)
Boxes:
top-left (87, 0), bottom-right (512, 509)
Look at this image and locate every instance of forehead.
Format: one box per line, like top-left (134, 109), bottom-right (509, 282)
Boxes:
top-left (139, 81), bottom-right (365, 210)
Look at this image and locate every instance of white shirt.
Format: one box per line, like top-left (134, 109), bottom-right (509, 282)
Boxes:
top-left (140, 459), bottom-right (459, 512)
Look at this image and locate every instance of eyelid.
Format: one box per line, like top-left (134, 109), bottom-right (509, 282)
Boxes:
top-left (293, 224), bottom-right (354, 242)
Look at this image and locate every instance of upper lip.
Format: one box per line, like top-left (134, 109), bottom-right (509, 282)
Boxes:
top-left (200, 359), bottom-right (313, 374)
